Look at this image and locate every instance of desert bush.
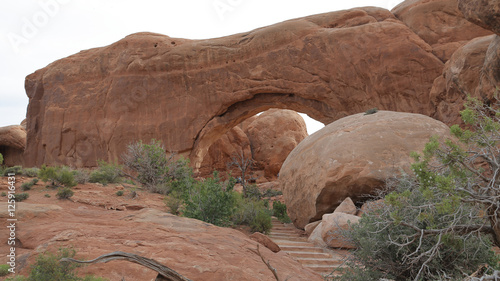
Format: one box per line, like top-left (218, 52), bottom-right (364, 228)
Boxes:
top-left (0, 153), bottom-right (3, 165)
top-left (56, 188), bottom-right (74, 200)
top-left (233, 196), bottom-right (272, 234)
top-left (272, 201), bottom-right (291, 223)
top-left (1, 192), bottom-right (6, 197)
top-left (21, 178), bottom-right (38, 191)
top-left (165, 191), bottom-right (183, 215)
top-left (262, 189), bottom-right (282, 197)
top-left (0, 264), bottom-right (10, 276)
top-left (44, 194), bottom-right (51, 198)
top-left (14, 193), bottom-right (29, 202)
top-left (89, 161), bottom-right (122, 185)
top-left (3, 166), bottom-right (22, 176)
top-left (38, 166), bottom-right (76, 188)
top-left (339, 96), bottom-right (500, 280)
top-left (72, 169), bottom-right (90, 184)
top-left (182, 173), bottom-right (236, 226)
top-left (115, 190), bottom-right (124, 196)
top-left (243, 184), bottom-right (261, 200)
top-left (22, 167), bottom-right (40, 177)
top-left (20, 248), bottom-right (108, 281)
top-left (122, 139), bottom-right (192, 194)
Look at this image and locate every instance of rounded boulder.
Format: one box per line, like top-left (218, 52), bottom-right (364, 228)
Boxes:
top-left (279, 111), bottom-right (452, 229)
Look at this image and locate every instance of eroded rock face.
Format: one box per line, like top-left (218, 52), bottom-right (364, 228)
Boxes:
top-left (458, 0), bottom-right (500, 36)
top-left (0, 206), bottom-right (322, 281)
top-left (431, 35), bottom-right (496, 125)
top-left (200, 109), bottom-right (307, 181)
top-left (392, 0), bottom-right (492, 61)
top-left (245, 109), bottom-right (308, 181)
top-left (24, 7), bottom-right (443, 168)
top-left (0, 125), bottom-right (26, 166)
top-left (279, 111), bottom-right (452, 229)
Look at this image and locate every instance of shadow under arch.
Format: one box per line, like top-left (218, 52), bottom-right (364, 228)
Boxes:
top-left (189, 93), bottom-right (338, 171)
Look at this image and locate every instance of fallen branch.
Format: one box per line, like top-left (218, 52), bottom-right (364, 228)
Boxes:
top-left (250, 245), bottom-right (289, 281)
top-left (60, 251), bottom-right (192, 281)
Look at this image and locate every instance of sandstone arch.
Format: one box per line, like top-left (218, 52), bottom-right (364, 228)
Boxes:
top-left (24, 7), bottom-right (445, 168)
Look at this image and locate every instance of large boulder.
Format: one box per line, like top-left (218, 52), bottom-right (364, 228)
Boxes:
top-left (321, 212), bottom-right (360, 249)
top-left (0, 125), bottom-right (26, 166)
top-left (1, 206), bottom-right (322, 281)
top-left (392, 0), bottom-right (492, 61)
top-left (245, 109), bottom-right (308, 181)
top-left (279, 111), bottom-right (452, 229)
top-left (24, 7), bottom-right (444, 168)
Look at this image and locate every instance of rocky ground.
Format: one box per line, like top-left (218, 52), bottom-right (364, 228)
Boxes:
top-left (0, 176), bottom-right (323, 281)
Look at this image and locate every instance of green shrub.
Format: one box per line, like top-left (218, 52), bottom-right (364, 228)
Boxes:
top-left (122, 139), bottom-right (192, 194)
top-left (262, 189), bottom-right (282, 197)
top-left (364, 108), bottom-right (378, 115)
top-left (115, 190), bottom-right (124, 196)
top-left (14, 193), bottom-right (29, 202)
top-left (39, 166), bottom-right (76, 188)
top-left (44, 194), bottom-right (51, 198)
top-left (72, 169), bottom-right (90, 184)
top-left (56, 188), bottom-right (74, 200)
top-left (250, 209), bottom-right (272, 234)
top-left (23, 248), bottom-right (108, 281)
top-left (0, 264), bottom-right (10, 276)
top-left (164, 191), bottom-right (183, 215)
top-left (0, 153), bottom-right (3, 165)
top-left (21, 178), bottom-right (38, 191)
top-left (272, 201), bottom-right (291, 223)
top-left (243, 184), bottom-right (262, 200)
top-left (89, 161), bottom-right (122, 185)
top-left (1, 192), bottom-right (6, 197)
top-left (3, 166), bottom-right (22, 176)
top-left (5, 276), bottom-right (27, 281)
top-left (233, 197), bottom-right (272, 234)
top-left (22, 168), bottom-right (40, 177)
top-left (182, 173), bottom-right (236, 226)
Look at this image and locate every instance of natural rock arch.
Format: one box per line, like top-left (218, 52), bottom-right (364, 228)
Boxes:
top-left (24, 7), bottom-right (445, 168)
top-left (190, 94), bottom-right (335, 170)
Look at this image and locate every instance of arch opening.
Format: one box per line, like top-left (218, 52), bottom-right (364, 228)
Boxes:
top-left (190, 92), bottom-right (336, 172)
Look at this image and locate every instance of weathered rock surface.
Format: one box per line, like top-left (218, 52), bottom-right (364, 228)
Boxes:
top-left (199, 125), bottom-right (252, 177)
top-left (0, 125), bottom-right (26, 166)
top-left (392, 0), bottom-right (492, 61)
top-left (333, 197), bottom-right (357, 215)
top-left (280, 111), bottom-right (452, 229)
top-left (431, 35), bottom-right (496, 125)
top-left (0, 204), bottom-right (322, 281)
top-left (307, 222), bottom-right (327, 248)
top-left (321, 212), bottom-right (360, 249)
top-left (250, 232), bottom-right (281, 253)
top-left (245, 109), bottom-right (308, 181)
top-left (200, 109), bottom-right (307, 181)
top-left (458, 0), bottom-right (500, 36)
top-left (304, 221), bottom-right (322, 236)
top-left (24, 7), bottom-right (444, 168)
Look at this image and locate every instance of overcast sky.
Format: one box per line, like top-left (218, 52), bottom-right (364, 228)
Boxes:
top-left (1, 0), bottom-right (401, 134)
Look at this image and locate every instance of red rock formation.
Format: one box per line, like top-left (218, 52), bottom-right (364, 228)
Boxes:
top-left (245, 109), bottom-right (308, 181)
top-left (392, 0), bottom-right (492, 61)
top-left (430, 35), bottom-right (496, 125)
top-left (458, 0), bottom-right (500, 36)
top-left (0, 125), bottom-right (26, 166)
top-left (24, 7), bottom-right (443, 168)
top-left (279, 111), bottom-right (452, 229)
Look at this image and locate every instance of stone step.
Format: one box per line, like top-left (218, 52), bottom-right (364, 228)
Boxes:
top-left (285, 251), bottom-right (332, 259)
top-left (269, 235), bottom-right (307, 241)
top-left (303, 264), bottom-right (339, 274)
top-left (297, 257), bottom-right (343, 266)
top-left (273, 240), bottom-right (315, 247)
top-left (279, 245), bottom-right (325, 253)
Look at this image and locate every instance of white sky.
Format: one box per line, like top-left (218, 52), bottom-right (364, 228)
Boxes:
top-left (0, 0), bottom-right (402, 134)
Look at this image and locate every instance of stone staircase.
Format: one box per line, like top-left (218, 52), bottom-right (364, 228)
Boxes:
top-left (269, 218), bottom-right (349, 278)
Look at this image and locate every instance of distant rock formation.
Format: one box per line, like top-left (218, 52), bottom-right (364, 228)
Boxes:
top-left (279, 111), bottom-right (452, 229)
top-left (392, 0), bottom-right (492, 62)
top-left (0, 125), bottom-right (26, 166)
top-left (24, 7), bottom-right (444, 168)
top-left (200, 109), bottom-right (308, 182)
